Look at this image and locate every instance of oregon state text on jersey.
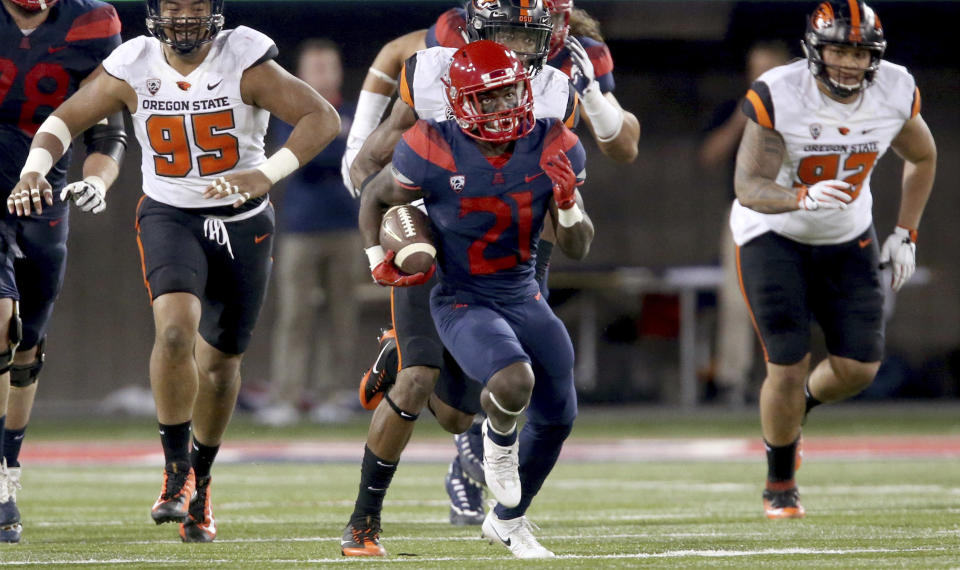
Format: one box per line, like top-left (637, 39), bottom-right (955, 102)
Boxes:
top-left (399, 46), bottom-right (578, 128)
top-left (731, 59), bottom-right (920, 246)
top-left (101, 26), bottom-right (277, 209)
top-left (0, 0), bottom-right (121, 196)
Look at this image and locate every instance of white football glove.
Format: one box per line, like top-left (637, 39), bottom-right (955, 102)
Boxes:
top-left (880, 226), bottom-right (917, 292)
top-left (797, 179), bottom-right (853, 211)
top-left (60, 175), bottom-right (106, 214)
top-left (565, 36), bottom-right (596, 95)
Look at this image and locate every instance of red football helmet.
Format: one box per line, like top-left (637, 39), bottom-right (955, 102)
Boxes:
top-left (8, 0), bottom-right (58, 11)
top-left (545, 0), bottom-right (573, 58)
top-left (442, 40), bottom-right (535, 144)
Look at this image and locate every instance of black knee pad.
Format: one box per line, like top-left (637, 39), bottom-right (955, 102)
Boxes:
top-left (385, 392), bottom-right (419, 421)
top-left (10, 339), bottom-right (44, 388)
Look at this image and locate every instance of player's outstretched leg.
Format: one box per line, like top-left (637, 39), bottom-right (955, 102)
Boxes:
top-left (151, 460), bottom-right (196, 524)
top-left (445, 455), bottom-right (484, 525)
top-left (359, 328), bottom-right (398, 410)
top-left (0, 461), bottom-right (21, 543)
top-left (179, 475), bottom-right (216, 542)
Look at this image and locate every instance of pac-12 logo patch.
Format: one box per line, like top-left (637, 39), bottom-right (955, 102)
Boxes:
top-left (449, 175), bottom-right (466, 193)
top-left (146, 78), bottom-right (161, 96)
top-left (809, 123), bottom-right (822, 140)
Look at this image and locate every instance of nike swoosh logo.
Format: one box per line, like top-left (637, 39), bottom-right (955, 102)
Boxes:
top-left (376, 460), bottom-right (394, 468)
top-left (491, 527), bottom-right (511, 546)
top-left (367, 486), bottom-right (385, 492)
top-left (399, 410), bottom-right (415, 419)
top-left (861, 128), bottom-right (876, 134)
top-left (371, 343), bottom-right (393, 375)
top-left (859, 238), bottom-right (873, 248)
top-left (158, 430), bottom-right (166, 435)
top-left (254, 233), bottom-right (271, 244)
top-left (47, 45), bottom-right (68, 54)
top-left (524, 172), bottom-right (545, 183)
top-left (207, 79), bottom-right (223, 90)
top-left (49, 219), bottom-right (62, 227)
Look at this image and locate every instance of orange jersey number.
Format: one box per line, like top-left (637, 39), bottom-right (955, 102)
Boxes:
top-left (145, 110), bottom-right (240, 178)
top-left (796, 151), bottom-right (879, 200)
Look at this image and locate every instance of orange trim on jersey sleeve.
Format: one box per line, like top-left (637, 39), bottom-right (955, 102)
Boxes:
top-left (735, 245), bottom-right (770, 362)
top-left (399, 62), bottom-right (414, 108)
top-left (402, 120), bottom-right (458, 172)
top-left (911, 87), bottom-right (921, 118)
top-left (540, 121), bottom-right (580, 166)
top-left (745, 89), bottom-right (773, 129)
top-left (564, 92), bottom-right (579, 128)
top-left (65, 5), bottom-right (121, 42)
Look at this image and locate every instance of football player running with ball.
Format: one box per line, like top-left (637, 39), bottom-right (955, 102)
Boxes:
top-left (10, 0), bottom-right (340, 542)
top-left (732, 1), bottom-right (936, 519)
top-left (357, 41), bottom-right (592, 559)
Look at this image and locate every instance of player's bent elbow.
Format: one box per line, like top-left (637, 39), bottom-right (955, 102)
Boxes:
top-left (599, 135), bottom-right (638, 163)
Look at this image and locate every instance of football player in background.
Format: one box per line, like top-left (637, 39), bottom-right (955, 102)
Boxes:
top-left (0, 0), bottom-right (124, 543)
top-left (339, 2), bottom-right (581, 552)
top-left (10, 0), bottom-right (340, 542)
top-left (358, 41), bottom-right (593, 558)
top-left (345, 0), bottom-right (638, 530)
top-left (732, 1), bottom-right (936, 519)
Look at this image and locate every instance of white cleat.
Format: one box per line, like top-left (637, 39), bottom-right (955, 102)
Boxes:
top-left (481, 509), bottom-right (555, 559)
top-left (481, 419), bottom-right (521, 508)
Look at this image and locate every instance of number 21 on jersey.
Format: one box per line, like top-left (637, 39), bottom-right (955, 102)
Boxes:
top-left (460, 191), bottom-right (533, 275)
top-left (146, 110), bottom-right (239, 177)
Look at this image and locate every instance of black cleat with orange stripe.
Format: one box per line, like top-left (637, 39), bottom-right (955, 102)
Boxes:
top-left (340, 515), bottom-right (386, 556)
top-left (763, 480), bottom-right (805, 519)
top-left (151, 460), bottom-right (196, 524)
top-left (179, 475), bottom-right (216, 542)
top-left (359, 328), bottom-right (398, 411)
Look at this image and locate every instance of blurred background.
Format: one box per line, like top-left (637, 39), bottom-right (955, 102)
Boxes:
top-left (51, 0), bottom-right (959, 417)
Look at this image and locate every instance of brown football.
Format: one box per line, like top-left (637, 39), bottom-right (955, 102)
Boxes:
top-left (380, 205), bottom-right (436, 275)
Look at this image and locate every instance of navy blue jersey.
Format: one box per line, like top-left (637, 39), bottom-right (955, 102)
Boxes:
top-left (0, 0), bottom-right (121, 203)
top-left (393, 119), bottom-right (585, 303)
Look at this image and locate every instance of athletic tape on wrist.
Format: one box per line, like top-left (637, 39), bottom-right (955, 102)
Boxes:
top-left (256, 147), bottom-right (299, 185)
top-left (557, 204), bottom-right (584, 227)
top-left (365, 245), bottom-right (386, 270)
top-left (20, 148), bottom-right (54, 178)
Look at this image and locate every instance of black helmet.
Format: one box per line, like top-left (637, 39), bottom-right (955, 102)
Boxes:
top-left (146, 0), bottom-right (225, 55)
top-left (802, 1), bottom-right (886, 98)
top-left (464, 0), bottom-right (553, 76)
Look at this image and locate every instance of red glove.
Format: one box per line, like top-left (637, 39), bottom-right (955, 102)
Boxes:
top-left (542, 151), bottom-right (577, 209)
top-left (371, 250), bottom-right (436, 287)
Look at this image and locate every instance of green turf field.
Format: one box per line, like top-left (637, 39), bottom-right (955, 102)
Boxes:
top-left (3, 404), bottom-right (960, 567)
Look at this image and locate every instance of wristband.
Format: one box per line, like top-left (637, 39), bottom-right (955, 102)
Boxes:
top-left (256, 147), bottom-right (300, 185)
top-left (580, 84), bottom-right (623, 143)
top-left (20, 148), bottom-right (54, 178)
top-left (365, 245), bottom-right (386, 270)
top-left (557, 204), bottom-right (584, 227)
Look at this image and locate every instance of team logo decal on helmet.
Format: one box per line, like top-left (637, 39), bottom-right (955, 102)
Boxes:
top-left (145, 0), bottom-right (226, 55)
top-left (8, 0), bottom-right (58, 12)
top-left (465, 0), bottom-right (554, 76)
top-left (802, 1), bottom-right (886, 99)
top-left (442, 40), bottom-right (535, 143)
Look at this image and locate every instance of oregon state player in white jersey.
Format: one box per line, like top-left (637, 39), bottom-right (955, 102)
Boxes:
top-left (732, 1), bottom-right (936, 519)
top-left (10, 0), bottom-right (340, 542)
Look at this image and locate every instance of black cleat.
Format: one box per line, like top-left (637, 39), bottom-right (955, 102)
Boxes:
top-left (151, 461), bottom-right (196, 524)
top-left (763, 484), bottom-right (805, 519)
top-left (340, 515), bottom-right (386, 556)
top-left (179, 475), bottom-right (216, 542)
top-left (359, 328), bottom-right (398, 410)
